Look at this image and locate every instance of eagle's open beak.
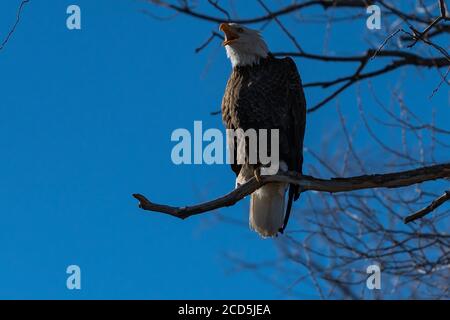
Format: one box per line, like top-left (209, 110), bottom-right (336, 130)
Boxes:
top-left (219, 23), bottom-right (239, 46)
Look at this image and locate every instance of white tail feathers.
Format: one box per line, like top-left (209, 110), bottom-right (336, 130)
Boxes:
top-left (250, 182), bottom-right (288, 238)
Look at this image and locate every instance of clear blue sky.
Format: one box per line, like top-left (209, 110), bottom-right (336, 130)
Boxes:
top-left (0, 0), bottom-right (447, 299)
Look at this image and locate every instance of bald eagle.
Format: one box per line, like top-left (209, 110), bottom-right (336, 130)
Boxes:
top-left (220, 23), bottom-right (307, 238)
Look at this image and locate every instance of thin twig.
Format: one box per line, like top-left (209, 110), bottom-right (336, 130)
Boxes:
top-left (0, 0), bottom-right (30, 52)
top-left (405, 190), bottom-right (450, 223)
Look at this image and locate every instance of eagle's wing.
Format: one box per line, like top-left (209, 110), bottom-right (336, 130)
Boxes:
top-left (281, 57), bottom-right (307, 231)
top-left (222, 75), bottom-right (242, 177)
top-left (285, 57), bottom-right (307, 177)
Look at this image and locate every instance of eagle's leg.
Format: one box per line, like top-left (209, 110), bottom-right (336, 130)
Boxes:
top-left (253, 167), bottom-right (262, 183)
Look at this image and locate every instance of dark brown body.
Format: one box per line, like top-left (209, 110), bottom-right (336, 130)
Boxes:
top-left (221, 54), bottom-right (306, 233)
top-left (221, 55), bottom-right (306, 181)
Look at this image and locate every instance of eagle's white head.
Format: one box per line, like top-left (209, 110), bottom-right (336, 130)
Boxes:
top-left (219, 23), bottom-right (269, 68)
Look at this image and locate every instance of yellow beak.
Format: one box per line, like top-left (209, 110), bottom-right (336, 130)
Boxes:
top-left (219, 23), bottom-right (239, 46)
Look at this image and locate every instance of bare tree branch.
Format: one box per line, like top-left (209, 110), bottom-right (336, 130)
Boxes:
top-left (207, 0), bottom-right (231, 21)
top-left (134, 163), bottom-right (450, 220)
top-left (147, 0), bottom-right (374, 25)
top-left (406, 0), bottom-right (448, 48)
top-left (405, 190), bottom-right (450, 223)
top-left (256, 0), bottom-right (303, 53)
top-left (0, 0), bottom-right (30, 52)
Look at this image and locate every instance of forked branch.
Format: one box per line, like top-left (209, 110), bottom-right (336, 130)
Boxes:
top-left (134, 163), bottom-right (450, 222)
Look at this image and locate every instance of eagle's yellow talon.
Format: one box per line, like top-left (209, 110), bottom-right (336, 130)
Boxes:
top-left (253, 168), bottom-right (261, 183)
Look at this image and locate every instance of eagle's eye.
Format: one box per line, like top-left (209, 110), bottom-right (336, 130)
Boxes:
top-left (237, 27), bottom-right (244, 33)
